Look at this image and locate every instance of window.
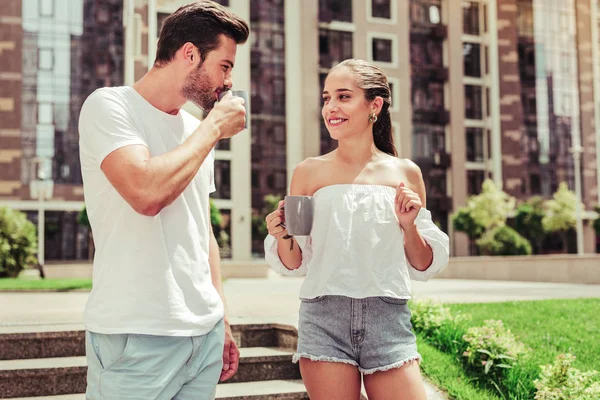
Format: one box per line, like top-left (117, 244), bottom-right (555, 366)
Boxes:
top-left (251, 169), bottom-right (259, 188)
top-left (410, 0), bottom-right (442, 25)
top-left (39, 0), bottom-right (54, 17)
top-left (215, 138), bottom-right (230, 151)
top-left (157, 12), bottom-right (170, 36)
top-left (213, 160), bottom-right (231, 199)
top-left (319, 0), bottom-right (352, 23)
top-left (372, 38), bottom-right (393, 63)
top-left (412, 124), bottom-right (445, 158)
top-left (371, 0), bottom-right (391, 19)
top-left (529, 173), bottom-right (541, 194)
top-left (39, 48), bottom-right (53, 70)
top-left (462, 1), bottom-right (479, 35)
top-left (388, 78), bottom-right (400, 112)
top-left (319, 29), bottom-right (353, 68)
top-left (96, 4), bottom-right (110, 24)
top-left (466, 128), bottom-right (484, 162)
top-left (463, 43), bottom-right (481, 77)
top-left (465, 85), bottom-right (483, 119)
top-left (467, 170), bottom-right (485, 195)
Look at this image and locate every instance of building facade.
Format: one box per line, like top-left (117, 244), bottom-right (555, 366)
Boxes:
top-left (1, 0), bottom-right (599, 262)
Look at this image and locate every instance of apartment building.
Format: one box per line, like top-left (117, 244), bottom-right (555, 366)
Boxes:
top-left (1, 0), bottom-right (598, 262)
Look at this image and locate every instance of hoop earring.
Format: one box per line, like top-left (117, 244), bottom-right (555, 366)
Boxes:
top-left (369, 113), bottom-right (378, 123)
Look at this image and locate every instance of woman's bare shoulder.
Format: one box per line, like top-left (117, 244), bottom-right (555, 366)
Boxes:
top-left (290, 155), bottom-right (334, 195)
top-left (394, 158), bottom-right (424, 186)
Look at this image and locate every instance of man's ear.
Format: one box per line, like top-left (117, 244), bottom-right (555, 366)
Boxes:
top-left (181, 42), bottom-right (198, 65)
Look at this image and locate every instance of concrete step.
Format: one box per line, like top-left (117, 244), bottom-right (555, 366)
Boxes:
top-left (225, 346), bottom-right (300, 384)
top-left (231, 323), bottom-right (297, 350)
top-left (216, 379), bottom-right (308, 399)
top-left (0, 346), bottom-right (299, 398)
top-left (0, 356), bottom-right (86, 398)
top-left (7, 380), bottom-right (309, 400)
top-left (0, 331), bottom-right (85, 360)
top-left (0, 324), bottom-right (298, 360)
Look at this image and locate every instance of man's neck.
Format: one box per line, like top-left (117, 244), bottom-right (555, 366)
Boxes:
top-left (132, 67), bottom-right (186, 115)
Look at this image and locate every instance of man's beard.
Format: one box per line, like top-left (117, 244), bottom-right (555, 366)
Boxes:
top-left (181, 64), bottom-right (216, 112)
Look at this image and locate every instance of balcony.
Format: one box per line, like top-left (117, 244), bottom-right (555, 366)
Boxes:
top-left (427, 196), bottom-right (453, 212)
top-left (414, 151), bottom-right (452, 172)
top-left (412, 109), bottom-right (449, 125)
top-left (412, 65), bottom-right (448, 82)
top-left (410, 24), bottom-right (447, 39)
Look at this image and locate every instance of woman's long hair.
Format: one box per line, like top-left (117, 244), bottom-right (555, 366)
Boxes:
top-left (330, 59), bottom-right (397, 156)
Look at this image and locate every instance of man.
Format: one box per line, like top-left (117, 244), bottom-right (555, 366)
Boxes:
top-left (78, 2), bottom-right (249, 398)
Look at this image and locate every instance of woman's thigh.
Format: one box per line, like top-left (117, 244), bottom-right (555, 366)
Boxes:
top-left (363, 359), bottom-right (426, 400)
top-left (299, 358), bottom-right (362, 400)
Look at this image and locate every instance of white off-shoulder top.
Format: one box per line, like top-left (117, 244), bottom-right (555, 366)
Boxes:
top-left (264, 184), bottom-right (450, 300)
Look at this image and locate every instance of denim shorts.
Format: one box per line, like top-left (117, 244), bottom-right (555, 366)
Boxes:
top-left (293, 295), bottom-right (421, 374)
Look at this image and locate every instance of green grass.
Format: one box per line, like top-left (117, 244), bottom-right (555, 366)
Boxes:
top-left (417, 335), bottom-right (502, 400)
top-left (448, 299), bottom-right (600, 376)
top-left (0, 278), bottom-right (92, 291)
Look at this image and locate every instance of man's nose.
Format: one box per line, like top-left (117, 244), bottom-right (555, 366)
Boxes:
top-left (224, 75), bottom-right (233, 90)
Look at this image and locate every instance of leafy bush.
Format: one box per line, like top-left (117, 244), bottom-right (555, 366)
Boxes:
top-left (515, 197), bottom-right (546, 254)
top-left (411, 299), bottom-right (470, 355)
top-left (463, 320), bottom-right (528, 380)
top-left (0, 207), bottom-right (38, 278)
top-left (452, 207), bottom-right (486, 239)
top-left (534, 354), bottom-right (600, 400)
top-left (476, 225), bottom-right (532, 256)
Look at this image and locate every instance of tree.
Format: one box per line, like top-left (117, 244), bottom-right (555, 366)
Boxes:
top-left (542, 182), bottom-right (582, 253)
top-left (451, 179), bottom-right (516, 249)
top-left (514, 196), bottom-right (546, 254)
top-left (0, 207), bottom-right (38, 278)
top-left (252, 194), bottom-right (282, 242)
top-left (452, 207), bottom-right (485, 239)
top-left (468, 179), bottom-right (516, 231)
top-left (476, 225), bottom-right (532, 256)
top-left (77, 206), bottom-right (94, 260)
top-left (77, 206), bottom-right (90, 229)
top-left (209, 199), bottom-right (230, 256)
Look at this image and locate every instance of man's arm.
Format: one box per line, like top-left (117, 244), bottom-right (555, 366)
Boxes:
top-left (100, 94), bottom-right (245, 217)
top-left (208, 217), bottom-right (240, 381)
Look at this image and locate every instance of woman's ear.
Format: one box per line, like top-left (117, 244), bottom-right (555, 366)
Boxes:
top-left (371, 96), bottom-right (384, 116)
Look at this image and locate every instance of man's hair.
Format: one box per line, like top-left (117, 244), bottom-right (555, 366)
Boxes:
top-left (155, 1), bottom-right (249, 66)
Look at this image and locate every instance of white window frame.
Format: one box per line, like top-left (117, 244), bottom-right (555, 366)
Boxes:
top-left (387, 76), bottom-right (400, 113)
top-left (38, 48), bottom-right (54, 71)
top-left (367, 32), bottom-right (398, 68)
top-left (366, 0), bottom-right (397, 25)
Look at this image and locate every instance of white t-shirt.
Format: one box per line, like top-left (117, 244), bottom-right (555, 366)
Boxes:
top-left (264, 184), bottom-right (450, 299)
top-left (79, 86), bottom-right (223, 336)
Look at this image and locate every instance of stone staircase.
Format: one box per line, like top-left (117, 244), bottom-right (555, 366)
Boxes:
top-left (0, 324), bottom-right (309, 399)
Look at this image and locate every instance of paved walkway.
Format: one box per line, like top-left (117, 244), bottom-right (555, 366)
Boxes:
top-left (2, 276), bottom-right (599, 399)
top-left (3, 275), bottom-right (600, 331)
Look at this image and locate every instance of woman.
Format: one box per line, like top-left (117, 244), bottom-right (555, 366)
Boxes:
top-left (264, 59), bottom-right (450, 400)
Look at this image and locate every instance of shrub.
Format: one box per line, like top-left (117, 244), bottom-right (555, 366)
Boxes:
top-left (514, 197), bottom-right (546, 254)
top-left (476, 225), bottom-right (532, 256)
top-left (411, 299), bottom-right (470, 354)
top-left (0, 207), bottom-right (38, 278)
top-left (452, 206), bottom-right (486, 239)
top-left (534, 354), bottom-right (600, 400)
top-left (463, 320), bottom-right (528, 380)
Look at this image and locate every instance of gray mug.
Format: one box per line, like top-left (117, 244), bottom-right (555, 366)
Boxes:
top-left (284, 195), bottom-right (314, 236)
top-left (218, 90), bottom-right (248, 129)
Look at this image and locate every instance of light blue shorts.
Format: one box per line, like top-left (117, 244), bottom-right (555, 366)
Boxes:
top-left (85, 319), bottom-right (225, 400)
